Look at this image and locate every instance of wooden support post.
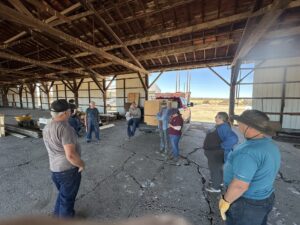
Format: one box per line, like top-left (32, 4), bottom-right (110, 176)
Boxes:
top-left (55, 84), bottom-right (59, 100)
top-left (103, 79), bottom-right (107, 114)
top-left (64, 84), bottom-right (67, 99)
top-left (25, 88), bottom-right (29, 108)
top-left (39, 87), bottom-right (43, 109)
top-left (1, 87), bottom-right (9, 107)
top-left (280, 67), bottom-right (287, 125)
top-left (18, 84), bottom-right (23, 108)
top-left (41, 82), bottom-right (51, 109)
top-left (88, 82), bottom-right (91, 103)
top-left (26, 83), bottom-right (36, 109)
top-left (229, 63), bottom-right (240, 118)
top-left (145, 74), bottom-right (149, 100)
top-left (12, 94), bottom-right (15, 107)
top-left (74, 90), bottom-right (79, 107)
top-left (123, 79), bottom-right (126, 105)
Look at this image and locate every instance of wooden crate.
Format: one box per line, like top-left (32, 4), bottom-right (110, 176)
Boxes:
top-left (0, 114), bottom-right (5, 137)
top-left (144, 100), bottom-right (162, 116)
top-left (144, 115), bottom-right (159, 126)
top-left (127, 93), bottom-right (140, 105)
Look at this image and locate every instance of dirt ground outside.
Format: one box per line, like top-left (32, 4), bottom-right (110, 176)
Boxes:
top-left (190, 98), bottom-right (250, 122)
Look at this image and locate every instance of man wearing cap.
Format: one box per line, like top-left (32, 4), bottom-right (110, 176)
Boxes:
top-left (43, 99), bottom-right (85, 218)
top-left (156, 100), bottom-right (171, 154)
top-left (219, 110), bottom-right (281, 225)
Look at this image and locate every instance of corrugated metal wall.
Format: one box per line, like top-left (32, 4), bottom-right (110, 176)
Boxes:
top-left (253, 58), bottom-right (300, 129)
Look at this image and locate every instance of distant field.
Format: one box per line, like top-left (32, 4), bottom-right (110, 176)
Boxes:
top-left (190, 98), bottom-right (251, 122)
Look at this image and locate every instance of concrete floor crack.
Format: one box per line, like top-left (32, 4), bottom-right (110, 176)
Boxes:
top-left (77, 152), bottom-right (136, 200)
top-left (278, 171), bottom-right (300, 184)
top-left (197, 165), bottom-right (214, 225)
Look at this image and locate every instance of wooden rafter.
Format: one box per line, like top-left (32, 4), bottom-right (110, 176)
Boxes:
top-left (3, 2), bottom-right (81, 44)
top-left (10, 0), bottom-right (33, 16)
top-left (80, 0), bottom-right (147, 73)
top-left (0, 3), bottom-right (148, 75)
top-left (0, 51), bottom-right (90, 77)
top-left (105, 75), bottom-right (117, 91)
top-left (33, 33), bottom-right (105, 80)
top-left (231, 0), bottom-right (292, 66)
top-left (26, 0), bottom-right (72, 24)
top-left (136, 39), bottom-right (237, 61)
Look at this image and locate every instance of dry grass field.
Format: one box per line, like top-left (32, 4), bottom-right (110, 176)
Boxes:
top-left (190, 98), bottom-right (250, 122)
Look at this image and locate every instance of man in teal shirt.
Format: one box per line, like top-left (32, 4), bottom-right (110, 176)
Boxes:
top-left (219, 110), bottom-right (281, 225)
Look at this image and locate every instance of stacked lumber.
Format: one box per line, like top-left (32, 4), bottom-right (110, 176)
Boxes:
top-left (5, 124), bottom-right (42, 138)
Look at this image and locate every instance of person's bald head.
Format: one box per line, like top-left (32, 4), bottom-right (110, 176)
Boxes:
top-left (89, 101), bottom-right (96, 108)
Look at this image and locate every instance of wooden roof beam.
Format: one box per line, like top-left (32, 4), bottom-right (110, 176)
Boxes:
top-left (3, 2), bottom-right (81, 44)
top-left (231, 0), bottom-right (292, 66)
top-left (80, 1), bottom-right (147, 73)
top-left (26, 0), bottom-right (72, 24)
top-left (98, 1), bottom-right (300, 51)
top-left (10, 0), bottom-right (33, 16)
top-left (137, 39), bottom-right (237, 61)
top-left (33, 34), bottom-right (105, 79)
top-left (0, 3), bottom-right (148, 75)
top-left (0, 51), bottom-right (90, 77)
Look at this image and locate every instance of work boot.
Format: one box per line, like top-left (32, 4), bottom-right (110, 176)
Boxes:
top-left (205, 187), bottom-right (221, 193)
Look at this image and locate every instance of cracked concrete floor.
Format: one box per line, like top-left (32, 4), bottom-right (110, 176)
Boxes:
top-left (0, 108), bottom-right (299, 225)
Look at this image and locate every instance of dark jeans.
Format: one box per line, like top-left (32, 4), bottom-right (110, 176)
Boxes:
top-left (51, 167), bottom-right (81, 218)
top-left (127, 118), bottom-right (140, 137)
top-left (226, 193), bottom-right (275, 225)
top-left (86, 119), bottom-right (100, 141)
top-left (204, 149), bottom-right (224, 189)
top-left (169, 134), bottom-right (181, 159)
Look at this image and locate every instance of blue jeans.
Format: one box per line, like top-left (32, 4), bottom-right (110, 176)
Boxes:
top-left (226, 193), bottom-right (275, 225)
top-left (159, 129), bottom-right (169, 152)
top-left (127, 118), bottom-right (140, 137)
top-left (169, 134), bottom-right (180, 159)
top-left (86, 119), bottom-right (100, 141)
top-left (51, 167), bottom-right (81, 218)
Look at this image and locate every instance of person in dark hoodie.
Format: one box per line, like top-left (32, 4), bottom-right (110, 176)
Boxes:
top-left (203, 112), bottom-right (238, 193)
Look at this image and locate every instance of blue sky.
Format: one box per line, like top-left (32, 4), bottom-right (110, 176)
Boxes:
top-left (149, 65), bottom-right (254, 98)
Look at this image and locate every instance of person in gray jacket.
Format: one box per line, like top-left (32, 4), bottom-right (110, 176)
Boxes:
top-left (127, 102), bottom-right (141, 138)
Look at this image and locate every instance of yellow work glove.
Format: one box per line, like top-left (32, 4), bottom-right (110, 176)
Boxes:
top-left (219, 196), bottom-right (231, 221)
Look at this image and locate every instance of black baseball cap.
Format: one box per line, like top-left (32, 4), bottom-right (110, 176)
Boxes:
top-left (50, 99), bottom-right (71, 112)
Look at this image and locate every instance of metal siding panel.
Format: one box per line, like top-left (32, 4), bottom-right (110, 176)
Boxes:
top-left (253, 65), bottom-right (300, 128)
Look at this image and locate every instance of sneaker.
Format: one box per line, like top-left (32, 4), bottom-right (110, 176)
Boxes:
top-left (96, 140), bottom-right (100, 144)
top-left (205, 187), bottom-right (221, 193)
top-left (86, 140), bottom-right (91, 143)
